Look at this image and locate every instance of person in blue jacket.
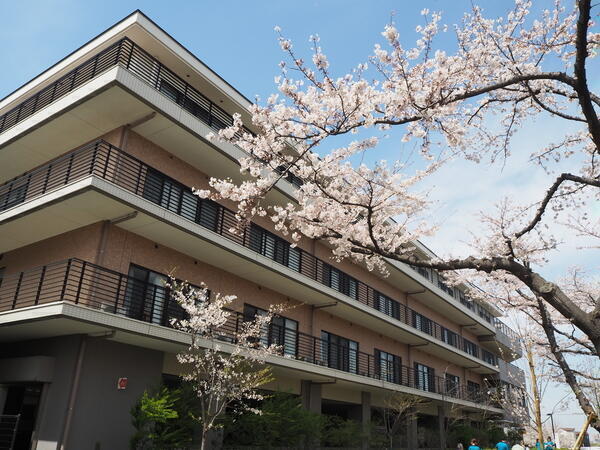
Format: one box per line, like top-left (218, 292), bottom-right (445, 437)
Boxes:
top-left (544, 437), bottom-right (556, 449)
top-left (496, 439), bottom-right (510, 450)
top-left (468, 438), bottom-right (481, 450)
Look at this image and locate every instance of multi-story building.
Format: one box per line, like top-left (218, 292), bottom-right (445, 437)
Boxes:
top-left (0, 11), bottom-right (525, 450)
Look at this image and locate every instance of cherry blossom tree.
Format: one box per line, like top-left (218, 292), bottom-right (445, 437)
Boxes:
top-left (170, 282), bottom-right (280, 450)
top-left (198, 0), bottom-right (600, 431)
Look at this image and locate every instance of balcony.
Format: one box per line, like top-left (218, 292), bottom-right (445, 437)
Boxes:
top-left (0, 139), bottom-right (499, 369)
top-left (493, 359), bottom-right (526, 387)
top-left (0, 258), bottom-right (496, 408)
top-left (409, 265), bottom-right (523, 360)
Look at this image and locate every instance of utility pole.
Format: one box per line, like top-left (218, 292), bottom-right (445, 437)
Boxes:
top-left (546, 413), bottom-right (556, 443)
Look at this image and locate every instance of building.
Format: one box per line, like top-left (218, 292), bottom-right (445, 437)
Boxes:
top-left (0, 11), bottom-right (525, 450)
top-left (556, 427), bottom-right (591, 449)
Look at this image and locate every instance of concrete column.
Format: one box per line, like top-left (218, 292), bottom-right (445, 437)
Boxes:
top-left (360, 391), bottom-right (371, 449)
top-left (300, 380), bottom-right (321, 414)
top-left (407, 407), bottom-right (418, 450)
top-left (438, 405), bottom-right (447, 450)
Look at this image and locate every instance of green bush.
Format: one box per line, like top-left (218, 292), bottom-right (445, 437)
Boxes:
top-left (130, 384), bottom-right (198, 450)
top-left (223, 392), bottom-right (322, 448)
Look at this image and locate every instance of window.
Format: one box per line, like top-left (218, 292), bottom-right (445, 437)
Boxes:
top-left (142, 169), bottom-right (183, 214)
top-left (197, 200), bottom-right (220, 231)
top-left (124, 265), bottom-right (169, 325)
top-left (0, 180), bottom-right (28, 212)
top-left (249, 225), bottom-right (294, 268)
top-left (467, 381), bottom-right (481, 401)
top-left (412, 265), bottom-right (430, 280)
top-left (445, 373), bottom-right (460, 397)
top-left (413, 312), bottom-right (433, 335)
top-left (375, 350), bottom-right (401, 384)
top-left (375, 292), bottom-right (400, 319)
top-left (482, 350), bottom-right (497, 365)
top-left (441, 327), bottom-right (457, 347)
top-left (244, 304), bottom-right (298, 357)
top-left (322, 264), bottom-right (358, 300)
top-left (321, 331), bottom-right (358, 374)
top-left (437, 275), bottom-right (455, 297)
top-left (463, 339), bottom-right (478, 357)
top-left (414, 363), bottom-right (435, 392)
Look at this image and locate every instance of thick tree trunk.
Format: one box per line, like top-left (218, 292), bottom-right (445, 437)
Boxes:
top-left (537, 298), bottom-right (600, 433)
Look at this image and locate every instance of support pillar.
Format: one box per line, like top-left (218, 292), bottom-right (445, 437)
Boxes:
top-left (407, 407), bottom-right (418, 450)
top-left (300, 380), bottom-right (322, 414)
top-left (360, 391), bottom-right (371, 449)
top-left (438, 405), bottom-right (447, 450)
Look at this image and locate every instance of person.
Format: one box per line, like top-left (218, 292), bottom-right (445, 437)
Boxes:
top-left (511, 443), bottom-right (525, 450)
top-left (535, 439), bottom-right (542, 450)
top-left (496, 439), bottom-right (510, 450)
top-left (543, 437), bottom-right (556, 449)
top-left (468, 438), bottom-right (481, 450)
top-left (457, 443), bottom-right (464, 450)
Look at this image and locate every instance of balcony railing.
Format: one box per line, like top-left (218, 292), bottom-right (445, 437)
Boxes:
top-left (0, 139), bottom-right (499, 367)
top-left (409, 265), bottom-right (520, 345)
top-left (0, 38), bottom-right (247, 138)
top-left (0, 258), bottom-right (494, 406)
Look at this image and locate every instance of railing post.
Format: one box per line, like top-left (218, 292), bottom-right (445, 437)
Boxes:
top-left (60, 259), bottom-right (72, 301)
top-left (75, 261), bottom-right (87, 304)
top-left (134, 163), bottom-right (144, 195)
top-left (155, 64), bottom-right (162, 89)
top-left (35, 265), bottom-right (47, 306)
top-left (43, 164), bottom-right (52, 194)
top-left (69, 68), bottom-right (78, 91)
top-left (103, 145), bottom-right (113, 179)
top-left (12, 272), bottom-right (24, 310)
top-left (90, 142), bottom-right (99, 175)
top-left (9, 414), bottom-right (20, 450)
top-left (65, 153), bottom-right (74, 184)
top-left (115, 273), bottom-right (123, 314)
top-left (125, 40), bottom-right (134, 70)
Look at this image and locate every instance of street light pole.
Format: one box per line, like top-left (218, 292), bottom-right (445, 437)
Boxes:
top-left (547, 413), bottom-right (556, 443)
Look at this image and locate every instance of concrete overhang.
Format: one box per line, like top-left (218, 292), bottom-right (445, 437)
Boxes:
top-left (0, 66), bottom-right (294, 209)
top-left (0, 11), bottom-right (253, 127)
top-left (0, 301), bottom-right (503, 414)
top-left (0, 176), bottom-right (498, 374)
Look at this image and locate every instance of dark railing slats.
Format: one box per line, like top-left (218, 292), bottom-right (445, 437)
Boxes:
top-left (0, 257), bottom-right (493, 405)
top-left (0, 139), bottom-right (500, 366)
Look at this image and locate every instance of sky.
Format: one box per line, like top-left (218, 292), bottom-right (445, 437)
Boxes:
top-left (1, 0), bottom-right (598, 439)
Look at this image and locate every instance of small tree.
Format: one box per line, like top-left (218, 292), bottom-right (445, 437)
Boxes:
top-left (170, 282), bottom-right (280, 450)
top-left (380, 393), bottom-right (428, 449)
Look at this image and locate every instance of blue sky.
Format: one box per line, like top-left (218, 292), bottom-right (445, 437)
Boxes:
top-left (2, 0), bottom-right (597, 438)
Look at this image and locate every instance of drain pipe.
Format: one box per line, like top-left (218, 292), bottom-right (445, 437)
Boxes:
top-left (58, 335), bottom-right (87, 450)
top-left (59, 331), bottom-right (116, 450)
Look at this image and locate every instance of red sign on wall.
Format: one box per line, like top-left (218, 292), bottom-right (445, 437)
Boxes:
top-left (117, 377), bottom-right (128, 390)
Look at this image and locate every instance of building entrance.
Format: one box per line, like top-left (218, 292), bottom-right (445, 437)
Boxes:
top-left (0, 384), bottom-right (42, 450)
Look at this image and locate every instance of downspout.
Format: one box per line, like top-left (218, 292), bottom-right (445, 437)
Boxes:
top-left (58, 335), bottom-right (87, 450)
top-left (59, 331), bottom-right (116, 450)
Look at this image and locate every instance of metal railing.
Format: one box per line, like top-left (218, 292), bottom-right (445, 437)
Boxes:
top-left (0, 415), bottom-right (20, 450)
top-left (0, 140), bottom-right (498, 365)
top-left (0, 258), bottom-right (494, 406)
top-left (409, 264), bottom-right (520, 346)
top-left (0, 139), bottom-right (498, 366)
top-left (0, 38), bottom-right (248, 139)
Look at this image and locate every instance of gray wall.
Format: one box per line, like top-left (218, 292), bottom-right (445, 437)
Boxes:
top-left (0, 335), bottom-right (82, 449)
top-left (67, 338), bottom-right (163, 450)
top-left (0, 336), bottom-right (163, 450)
